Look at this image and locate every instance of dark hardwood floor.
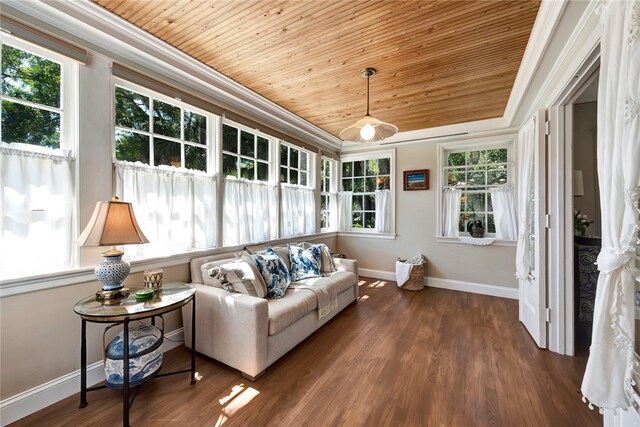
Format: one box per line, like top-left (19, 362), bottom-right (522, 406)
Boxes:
top-left (12, 277), bottom-right (600, 426)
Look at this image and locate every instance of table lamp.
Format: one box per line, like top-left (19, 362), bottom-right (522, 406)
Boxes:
top-left (76, 197), bottom-right (149, 301)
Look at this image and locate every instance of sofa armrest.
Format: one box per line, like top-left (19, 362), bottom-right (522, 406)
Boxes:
top-left (334, 258), bottom-right (358, 275)
top-left (182, 284), bottom-right (269, 377)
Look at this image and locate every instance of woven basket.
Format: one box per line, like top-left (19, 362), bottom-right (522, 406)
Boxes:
top-left (397, 255), bottom-right (426, 291)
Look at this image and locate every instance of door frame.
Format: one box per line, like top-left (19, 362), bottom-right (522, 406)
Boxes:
top-left (547, 45), bottom-right (600, 356)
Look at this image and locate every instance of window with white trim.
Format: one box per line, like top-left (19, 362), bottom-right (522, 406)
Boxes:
top-left (280, 143), bottom-right (310, 186)
top-left (341, 156), bottom-right (391, 229)
top-left (114, 84), bottom-right (209, 172)
top-left (1, 37), bottom-right (77, 279)
top-left (320, 157), bottom-right (336, 230)
top-left (113, 81), bottom-right (217, 260)
top-left (222, 123), bottom-right (270, 181)
top-left (440, 143), bottom-right (514, 237)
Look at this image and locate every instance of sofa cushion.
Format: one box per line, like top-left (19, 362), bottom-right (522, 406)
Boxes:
top-left (298, 242), bottom-right (336, 274)
top-left (252, 249), bottom-right (291, 299)
top-left (288, 244), bottom-right (322, 282)
top-left (207, 255), bottom-right (268, 298)
top-left (200, 259), bottom-right (231, 287)
top-left (267, 287), bottom-right (317, 335)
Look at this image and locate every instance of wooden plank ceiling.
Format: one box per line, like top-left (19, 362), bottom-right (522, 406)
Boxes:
top-left (93, 0), bottom-right (541, 138)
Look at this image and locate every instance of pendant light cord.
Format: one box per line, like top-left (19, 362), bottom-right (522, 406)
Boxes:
top-left (366, 73), bottom-right (370, 116)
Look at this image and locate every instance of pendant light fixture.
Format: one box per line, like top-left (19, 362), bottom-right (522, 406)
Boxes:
top-left (339, 68), bottom-right (398, 143)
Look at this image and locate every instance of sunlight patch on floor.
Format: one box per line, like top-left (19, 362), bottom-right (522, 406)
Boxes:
top-left (368, 280), bottom-right (387, 288)
top-left (215, 383), bottom-right (260, 425)
top-left (357, 294), bottom-right (370, 302)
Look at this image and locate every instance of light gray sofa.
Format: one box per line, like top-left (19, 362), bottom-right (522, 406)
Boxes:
top-left (181, 246), bottom-right (358, 380)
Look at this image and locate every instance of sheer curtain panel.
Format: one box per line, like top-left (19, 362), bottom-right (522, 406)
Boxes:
top-left (223, 178), bottom-right (278, 246)
top-left (582, 0), bottom-right (640, 411)
top-left (116, 161), bottom-right (216, 259)
top-left (442, 188), bottom-right (461, 237)
top-left (1, 143), bottom-right (75, 278)
top-left (515, 116), bottom-right (536, 280)
top-left (490, 187), bottom-right (517, 240)
top-left (281, 184), bottom-right (315, 237)
top-left (336, 191), bottom-right (353, 232)
top-left (375, 189), bottom-right (392, 233)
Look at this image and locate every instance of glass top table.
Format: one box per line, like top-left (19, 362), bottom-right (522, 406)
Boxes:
top-left (74, 282), bottom-right (195, 322)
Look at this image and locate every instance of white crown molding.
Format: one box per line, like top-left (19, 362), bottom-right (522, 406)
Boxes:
top-left (2, 0), bottom-right (342, 152)
top-left (503, 0), bottom-right (567, 126)
top-left (0, 328), bottom-right (184, 426)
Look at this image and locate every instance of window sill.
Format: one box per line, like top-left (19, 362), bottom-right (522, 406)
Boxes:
top-left (436, 236), bottom-right (516, 247)
top-left (338, 231), bottom-right (397, 240)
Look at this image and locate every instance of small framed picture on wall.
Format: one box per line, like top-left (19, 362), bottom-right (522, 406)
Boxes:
top-left (403, 169), bottom-right (429, 190)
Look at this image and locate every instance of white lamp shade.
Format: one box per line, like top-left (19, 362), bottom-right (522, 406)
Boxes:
top-left (339, 114), bottom-right (398, 143)
top-left (573, 170), bottom-right (585, 197)
top-left (76, 198), bottom-right (149, 247)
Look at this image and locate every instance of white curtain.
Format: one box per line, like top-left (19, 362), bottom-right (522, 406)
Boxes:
top-left (442, 188), bottom-right (461, 237)
top-left (490, 187), bottom-right (517, 241)
top-left (515, 116), bottom-right (536, 280)
top-left (336, 191), bottom-right (353, 232)
top-left (281, 184), bottom-right (315, 237)
top-left (375, 189), bottom-right (392, 233)
top-left (223, 178), bottom-right (278, 246)
top-left (582, 0), bottom-right (640, 411)
top-left (0, 143), bottom-right (75, 279)
top-left (116, 161), bottom-right (216, 259)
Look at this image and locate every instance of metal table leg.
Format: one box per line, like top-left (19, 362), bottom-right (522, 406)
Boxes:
top-left (80, 319), bottom-right (87, 408)
top-left (190, 295), bottom-right (196, 384)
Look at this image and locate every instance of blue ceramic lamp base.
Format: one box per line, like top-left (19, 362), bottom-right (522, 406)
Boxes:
top-left (95, 249), bottom-right (131, 301)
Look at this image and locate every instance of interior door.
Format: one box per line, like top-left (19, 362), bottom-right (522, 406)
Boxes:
top-left (519, 109), bottom-right (547, 348)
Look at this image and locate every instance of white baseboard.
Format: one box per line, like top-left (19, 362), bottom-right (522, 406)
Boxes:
top-left (358, 268), bottom-right (518, 300)
top-left (0, 328), bottom-right (184, 426)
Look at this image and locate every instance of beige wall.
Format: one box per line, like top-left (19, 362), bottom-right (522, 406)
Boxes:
top-left (0, 264), bottom-right (189, 399)
top-left (573, 101), bottom-right (600, 237)
top-left (337, 140), bottom-right (518, 288)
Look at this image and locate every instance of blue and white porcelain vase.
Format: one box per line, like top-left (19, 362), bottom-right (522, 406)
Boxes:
top-left (95, 249), bottom-right (130, 291)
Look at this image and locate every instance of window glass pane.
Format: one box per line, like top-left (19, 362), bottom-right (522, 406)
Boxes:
top-left (320, 195), bottom-right (327, 210)
top-left (290, 148), bottom-right (299, 168)
top-left (223, 153), bottom-right (238, 177)
top-left (1, 45), bottom-right (60, 108)
top-left (154, 138), bottom-right (181, 167)
top-left (240, 131), bottom-right (254, 157)
top-left (184, 110), bottom-right (206, 145)
top-left (222, 124), bottom-right (238, 153)
top-left (300, 151), bottom-right (308, 171)
top-left (466, 150), bottom-right (484, 165)
top-left (466, 193), bottom-right (486, 212)
top-left (365, 177), bottom-right (376, 192)
top-left (364, 212), bottom-right (376, 229)
top-left (364, 195), bottom-right (376, 211)
top-left (185, 144), bottom-right (206, 171)
top-left (240, 158), bottom-right (255, 180)
top-left (342, 178), bottom-right (352, 191)
top-left (281, 145), bottom-right (288, 166)
top-left (257, 161), bottom-right (269, 181)
top-left (1, 100), bottom-right (60, 147)
top-left (280, 166), bottom-right (287, 183)
top-left (487, 167), bottom-right (508, 185)
top-left (257, 137), bottom-right (269, 161)
top-left (447, 152), bottom-right (465, 167)
top-left (352, 195), bottom-right (363, 211)
top-left (342, 162), bottom-right (352, 177)
top-left (153, 99), bottom-right (180, 138)
top-left (467, 168), bottom-right (486, 186)
top-left (487, 214), bottom-right (496, 234)
top-left (378, 158), bottom-right (390, 174)
top-left (115, 87), bottom-right (150, 131)
top-left (487, 192), bottom-right (493, 212)
top-left (353, 177), bottom-right (364, 192)
top-left (459, 213), bottom-right (467, 232)
top-left (377, 176), bottom-right (390, 190)
top-left (352, 212), bottom-right (363, 228)
top-left (115, 129), bottom-right (149, 164)
top-left (366, 159), bottom-right (378, 176)
top-left (321, 212), bottom-right (328, 229)
top-left (300, 171), bottom-right (307, 186)
top-left (353, 161), bottom-right (364, 177)
top-left (324, 177), bottom-right (330, 192)
top-left (487, 148), bottom-right (507, 163)
top-left (289, 168), bottom-right (298, 185)
top-left (446, 169), bottom-right (465, 186)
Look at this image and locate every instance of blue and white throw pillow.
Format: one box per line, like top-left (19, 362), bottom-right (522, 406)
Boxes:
top-left (252, 248), bottom-right (291, 299)
top-left (288, 244), bottom-right (322, 282)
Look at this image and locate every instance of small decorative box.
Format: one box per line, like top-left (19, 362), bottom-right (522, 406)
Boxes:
top-left (104, 323), bottom-right (163, 389)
